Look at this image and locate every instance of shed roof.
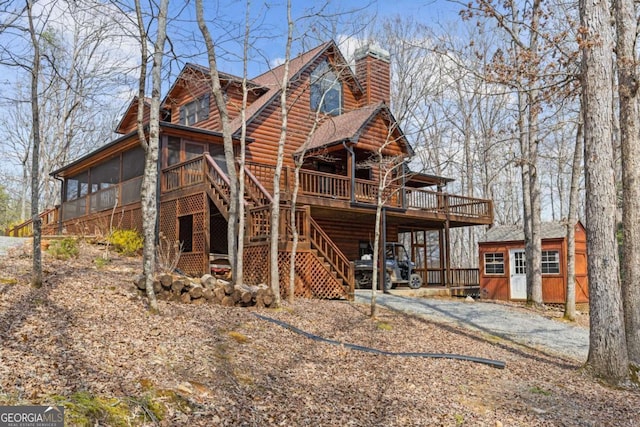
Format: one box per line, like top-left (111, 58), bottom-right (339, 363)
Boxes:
top-left (479, 222), bottom-right (570, 243)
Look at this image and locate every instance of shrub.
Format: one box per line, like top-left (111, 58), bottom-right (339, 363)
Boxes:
top-left (94, 256), bottom-right (111, 268)
top-left (48, 237), bottom-right (79, 260)
top-left (109, 229), bottom-right (143, 256)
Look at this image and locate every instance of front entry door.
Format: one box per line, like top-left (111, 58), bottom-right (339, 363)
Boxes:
top-left (509, 249), bottom-right (527, 299)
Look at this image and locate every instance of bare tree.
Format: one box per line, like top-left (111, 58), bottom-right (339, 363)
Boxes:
top-left (614, 0), bottom-right (640, 368)
top-left (367, 145), bottom-right (406, 318)
top-left (195, 0), bottom-right (241, 284)
top-left (234, 0), bottom-right (252, 289)
top-left (1, 1), bottom-right (137, 212)
top-left (580, 0), bottom-right (629, 384)
top-left (136, 0), bottom-right (169, 314)
top-left (564, 116), bottom-right (583, 321)
top-left (268, 0), bottom-right (293, 307)
top-left (27, 0), bottom-right (43, 287)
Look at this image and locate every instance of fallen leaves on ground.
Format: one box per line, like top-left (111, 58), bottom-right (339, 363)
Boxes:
top-left (0, 241), bottom-right (637, 426)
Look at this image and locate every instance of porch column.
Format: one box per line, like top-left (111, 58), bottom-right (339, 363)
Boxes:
top-left (444, 219), bottom-right (451, 288)
top-left (344, 142), bottom-right (355, 203)
top-left (401, 169), bottom-right (406, 209)
top-left (380, 207), bottom-right (387, 292)
top-left (438, 229), bottom-right (445, 286)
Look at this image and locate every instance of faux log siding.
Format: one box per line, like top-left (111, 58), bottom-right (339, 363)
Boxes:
top-left (165, 70), bottom-right (260, 131)
top-left (118, 104), bottom-right (151, 135)
top-left (355, 114), bottom-right (406, 157)
top-left (313, 216), bottom-right (398, 261)
top-left (245, 55), bottom-right (362, 168)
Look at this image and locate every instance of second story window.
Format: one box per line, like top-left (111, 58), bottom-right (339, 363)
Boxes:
top-left (180, 94), bottom-right (210, 126)
top-left (310, 60), bottom-right (342, 115)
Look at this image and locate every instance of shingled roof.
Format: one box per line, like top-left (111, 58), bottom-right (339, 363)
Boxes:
top-left (479, 222), bottom-right (570, 243)
top-left (295, 103), bottom-right (382, 153)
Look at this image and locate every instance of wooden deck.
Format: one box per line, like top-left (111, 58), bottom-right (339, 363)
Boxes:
top-left (243, 161), bottom-right (493, 225)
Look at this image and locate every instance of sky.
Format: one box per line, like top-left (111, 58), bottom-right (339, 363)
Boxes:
top-left (0, 0), bottom-right (469, 178)
top-left (171, 0), bottom-right (464, 78)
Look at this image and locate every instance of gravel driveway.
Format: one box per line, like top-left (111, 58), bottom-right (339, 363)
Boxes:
top-left (354, 290), bottom-right (589, 362)
top-left (0, 236), bottom-right (28, 256)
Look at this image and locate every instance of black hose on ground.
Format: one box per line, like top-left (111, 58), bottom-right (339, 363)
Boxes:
top-left (253, 313), bottom-right (506, 369)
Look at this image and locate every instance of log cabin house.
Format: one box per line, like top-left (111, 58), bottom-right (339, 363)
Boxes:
top-left (478, 222), bottom-right (589, 303)
top-left (10, 41), bottom-right (494, 300)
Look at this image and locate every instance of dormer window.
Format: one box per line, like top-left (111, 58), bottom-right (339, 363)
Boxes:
top-left (179, 94), bottom-right (210, 126)
top-left (310, 60), bottom-right (342, 115)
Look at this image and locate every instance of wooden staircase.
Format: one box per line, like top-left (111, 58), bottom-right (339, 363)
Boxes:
top-left (203, 154), bottom-right (354, 298)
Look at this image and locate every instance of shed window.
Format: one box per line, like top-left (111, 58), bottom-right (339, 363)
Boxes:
top-left (179, 94), bottom-right (210, 126)
top-left (541, 250), bottom-right (560, 274)
top-left (484, 252), bottom-right (504, 275)
top-left (310, 60), bottom-right (342, 115)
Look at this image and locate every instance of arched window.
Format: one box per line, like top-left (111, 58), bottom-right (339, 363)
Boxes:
top-left (310, 60), bottom-right (342, 115)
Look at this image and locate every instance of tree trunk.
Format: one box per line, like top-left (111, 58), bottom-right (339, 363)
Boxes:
top-left (137, 0), bottom-right (168, 314)
top-left (370, 194), bottom-right (383, 318)
top-left (235, 0), bottom-right (252, 289)
top-left (580, 0), bottom-right (629, 383)
top-left (615, 0), bottom-right (640, 367)
top-left (27, 0), bottom-right (42, 288)
top-left (269, 0), bottom-right (292, 307)
top-left (195, 0), bottom-right (240, 282)
top-left (564, 118), bottom-right (583, 321)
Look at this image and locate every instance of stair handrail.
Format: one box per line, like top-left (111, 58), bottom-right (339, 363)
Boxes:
top-left (203, 153), bottom-right (232, 205)
top-left (307, 213), bottom-right (353, 287)
top-left (243, 165), bottom-right (273, 206)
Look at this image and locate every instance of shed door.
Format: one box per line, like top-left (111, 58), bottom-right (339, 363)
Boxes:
top-left (509, 249), bottom-right (527, 299)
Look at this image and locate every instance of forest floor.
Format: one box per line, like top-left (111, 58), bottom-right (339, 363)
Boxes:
top-left (0, 240), bottom-right (638, 426)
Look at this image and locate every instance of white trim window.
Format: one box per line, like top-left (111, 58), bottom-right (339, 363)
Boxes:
top-left (484, 252), bottom-right (505, 275)
top-left (541, 250), bottom-right (560, 274)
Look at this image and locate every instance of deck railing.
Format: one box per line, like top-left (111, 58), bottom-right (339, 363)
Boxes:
top-left (298, 169), bottom-right (350, 200)
top-left (241, 160), bottom-right (493, 222)
top-left (421, 267), bottom-right (480, 290)
top-left (406, 188), bottom-right (492, 221)
top-left (354, 179), bottom-right (402, 207)
top-left (6, 207), bottom-right (59, 237)
top-left (162, 156), bottom-right (205, 192)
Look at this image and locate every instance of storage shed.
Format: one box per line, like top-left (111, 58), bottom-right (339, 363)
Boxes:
top-left (478, 222), bottom-right (588, 303)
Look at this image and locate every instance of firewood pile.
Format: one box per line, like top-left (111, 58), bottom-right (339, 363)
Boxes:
top-left (133, 273), bottom-right (275, 307)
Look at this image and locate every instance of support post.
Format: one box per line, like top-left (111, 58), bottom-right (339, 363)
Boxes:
top-left (381, 207), bottom-right (387, 292)
top-left (444, 223), bottom-right (451, 289)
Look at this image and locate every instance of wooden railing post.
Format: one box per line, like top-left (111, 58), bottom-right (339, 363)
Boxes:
top-left (304, 206), bottom-right (311, 240)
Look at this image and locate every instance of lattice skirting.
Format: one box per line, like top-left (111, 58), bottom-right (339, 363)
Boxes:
top-left (243, 244), bottom-right (346, 299)
top-left (59, 205), bottom-right (143, 236)
top-left (161, 193), bottom-right (207, 277)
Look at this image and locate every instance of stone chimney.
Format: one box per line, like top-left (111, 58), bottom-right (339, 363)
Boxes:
top-left (354, 44), bottom-right (391, 105)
